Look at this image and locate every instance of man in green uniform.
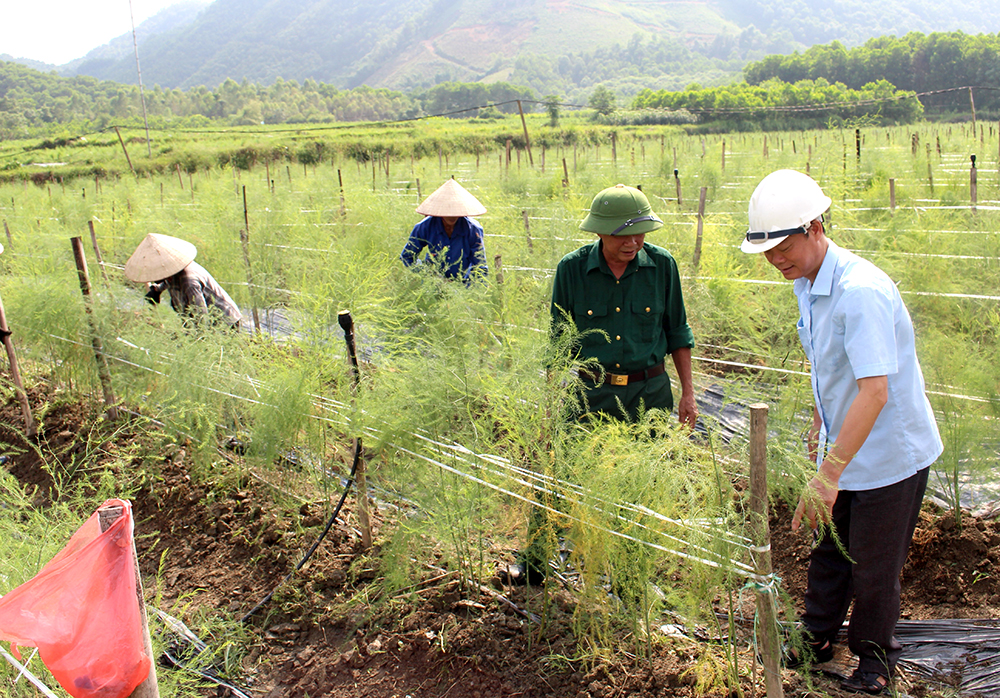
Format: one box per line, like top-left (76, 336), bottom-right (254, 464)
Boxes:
top-left (552, 183), bottom-right (696, 424)
top-left (501, 184), bottom-right (696, 585)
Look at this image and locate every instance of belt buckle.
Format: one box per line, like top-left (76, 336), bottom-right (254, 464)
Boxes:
top-left (608, 373), bottom-right (628, 386)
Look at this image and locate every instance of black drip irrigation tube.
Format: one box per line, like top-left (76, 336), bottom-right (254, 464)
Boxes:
top-left (239, 442), bottom-right (361, 624)
top-left (240, 309), bottom-right (364, 625)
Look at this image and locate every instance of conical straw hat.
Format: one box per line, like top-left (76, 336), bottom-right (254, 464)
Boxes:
top-left (124, 233), bottom-right (197, 282)
top-left (0, 242), bottom-right (4, 254)
top-left (415, 178), bottom-right (486, 217)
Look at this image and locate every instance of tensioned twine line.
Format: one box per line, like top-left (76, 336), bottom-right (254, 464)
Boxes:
top-left (43, 330), bottom-right (763, 578)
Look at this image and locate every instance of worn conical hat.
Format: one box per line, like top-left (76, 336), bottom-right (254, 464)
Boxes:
top-left (124, 233), bottom-right (197, 282)
top-left (415, 178), bottom-right (486, 217)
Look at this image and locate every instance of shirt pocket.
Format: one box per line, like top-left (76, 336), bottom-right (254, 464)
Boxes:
top-left (574, 302), bottom-right (610, 351)
top-left (632, 298), bottom-right (662, 343)
top-left (796, 317), bottom-right (811, 358)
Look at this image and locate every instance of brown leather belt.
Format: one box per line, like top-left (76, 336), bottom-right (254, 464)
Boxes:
top-left (579, 362), bottom-right (665, 387)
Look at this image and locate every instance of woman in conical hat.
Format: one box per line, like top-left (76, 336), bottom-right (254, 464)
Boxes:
top-left (399, 178), bottom-right (488, 285)
top-left (124, 233), bottom-right (242, 329)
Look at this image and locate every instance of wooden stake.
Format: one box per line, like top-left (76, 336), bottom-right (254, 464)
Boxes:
top-left (3, 220), bottom-right (12, 249)
top-left (749, 403), bottom-right (783, 698)
top-left (611, 132), bottom-right (617, 164)
top-left (0, 292), bottom-right (35, 437)
top-left (674, 169), bottom-right (682, 207)
top-left (87, 221), bottom-right (110, 285)
top-left (721, 139), bottom-right (725, 172)
top-left (494, 253), bottom-right (504, 286)
top-left (971, 154), bottom-right (978, 213)
top-left (175, 164), bottom-right (183, 190)
top-left (522, 211), bottom-right (533, 252)
top-left (98, 503), bottom-right (159, 698)
top-left (114, 126), bottom-right (135, 175)
top-left (516, 100), bottom-right (534, 166)
top-left (337, 169), bottom-right (346, 217)
top-left (969, 87), bottom-right (977, 127)
top-left (240, 186), bottom-right (262, 334)
top-left (889, 178), bottom-right (896, 212)
top-left (693, 187), bottom-right (707, 270)
top-left (70, 237), bottom-right (118, 421)
top-left (562, 158), bottom-right (569, 188)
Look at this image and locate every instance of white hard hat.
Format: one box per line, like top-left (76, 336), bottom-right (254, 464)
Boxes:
top-left (742, 169), bottom-right (831, 254)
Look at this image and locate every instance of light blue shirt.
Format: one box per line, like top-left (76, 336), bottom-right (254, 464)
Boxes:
top-left (794, 241), bottom-right (942, 490)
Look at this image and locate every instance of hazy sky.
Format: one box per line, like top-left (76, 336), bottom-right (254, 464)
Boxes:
top-left (3, 0), bottom-right (181, 65)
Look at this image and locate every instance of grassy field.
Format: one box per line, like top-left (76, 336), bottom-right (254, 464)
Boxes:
top-left (0, 116), bottom-right (998, 694)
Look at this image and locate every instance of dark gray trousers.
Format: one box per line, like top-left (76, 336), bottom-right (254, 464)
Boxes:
top-left (801, 467), bottom-right (929, 676)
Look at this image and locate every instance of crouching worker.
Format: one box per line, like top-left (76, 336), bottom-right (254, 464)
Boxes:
top-left (400, 178), bottom-right (488, 285)
top-left (125, 233), bottom-right (242, 330)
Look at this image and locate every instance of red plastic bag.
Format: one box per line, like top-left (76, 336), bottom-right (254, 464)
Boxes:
top-left (0, 498), bottom-right (151, 698)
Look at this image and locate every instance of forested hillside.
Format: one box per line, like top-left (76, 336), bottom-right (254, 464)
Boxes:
top-left (45, 0), bottom-right (1000, 100)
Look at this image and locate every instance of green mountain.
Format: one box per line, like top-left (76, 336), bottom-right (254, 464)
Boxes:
top-left (46, 0), bottom-right (1000, 96)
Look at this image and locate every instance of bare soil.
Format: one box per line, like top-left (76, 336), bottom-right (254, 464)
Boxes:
top-left (2, 385), bottom-right (999, 698)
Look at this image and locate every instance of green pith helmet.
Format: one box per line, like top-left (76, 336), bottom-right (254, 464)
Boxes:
top-left (579, 184), bottom-right (663, 236)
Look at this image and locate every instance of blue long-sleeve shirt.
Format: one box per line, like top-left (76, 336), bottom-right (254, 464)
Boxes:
top-left (399, 216), bottom-right (488, 284)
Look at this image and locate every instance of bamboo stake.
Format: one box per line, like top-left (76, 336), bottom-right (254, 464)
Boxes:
top-left (87, 220), bottom-right (110, 284)
top-left (3, 220), bottom-right (12, 249)
top-left (98, 503), bottom-right (159, 698)
top-left (889, 178), bottom-right (896, 212)
top-left (749, 403), bottom-right (782, 698)
top-left (70, 237), bottom-right (118, 421)
top-left (693, 187), bottom-right (707, 270)
top-left (0, 292), bottom-right (35, 437)
top-left (516, 100), bottom-right (534, 166)
top-left (338, 310), bottom-right (371, 549)
top-left (240, 186), bottom-right (262, 334)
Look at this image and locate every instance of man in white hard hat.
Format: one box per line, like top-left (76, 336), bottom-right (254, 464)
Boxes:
top-left (742, 169), bottom-right (941, 694)
top-left (400, 178), bottom-right (488, 285)
top-left (124, 233), bottom-right (242, 329)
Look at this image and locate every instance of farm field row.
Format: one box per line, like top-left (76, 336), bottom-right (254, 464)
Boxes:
top-left (0, 119), bottom-right (998, 696)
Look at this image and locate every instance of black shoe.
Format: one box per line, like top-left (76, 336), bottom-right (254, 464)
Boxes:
top-left (840, 669), bottom-right (889, 695)
top-left (783, 637), bottom-right (835, 669)
top-left (498, 560), bottom-right (545, 586)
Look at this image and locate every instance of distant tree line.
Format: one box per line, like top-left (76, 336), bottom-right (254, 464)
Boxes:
top-left (632, 79), bottom-right (923, 131)
top-left (0, 61), bottom-right (540, 140)
top-left (744, 31), bottom-right (1000, 115)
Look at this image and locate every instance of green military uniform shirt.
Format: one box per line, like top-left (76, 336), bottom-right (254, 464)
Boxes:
top-left (551, 241), bottom-right (694, 420)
